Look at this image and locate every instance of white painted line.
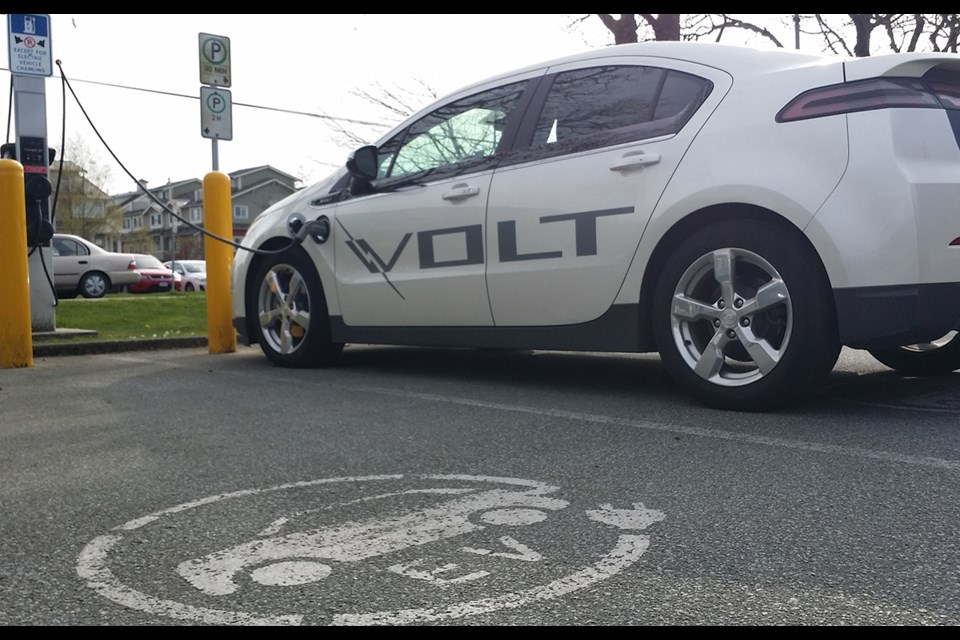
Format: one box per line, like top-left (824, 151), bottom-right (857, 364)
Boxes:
top-left (209, 365), bottom-right (960, 472)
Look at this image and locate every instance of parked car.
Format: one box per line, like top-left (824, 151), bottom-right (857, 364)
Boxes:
top-left (229, 41), bottom-right (960, 412)
top-left (127, 254), bottom-right (175, 294)
top-left (51, 233), bottom-right (139, 299)
top-left (163, 260), bottom-right (207, 292)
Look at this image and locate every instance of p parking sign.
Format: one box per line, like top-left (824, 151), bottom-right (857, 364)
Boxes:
top-left (7, 14), bottom-right (52, 77)
top-left (199, 33), bottom-right (231, 87)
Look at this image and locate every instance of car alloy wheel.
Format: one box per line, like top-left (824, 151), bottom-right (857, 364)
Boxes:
top-left (669, 247), bottom-right (792, 387)
top-left (653, 220), bottom-right (839, 412)
top-left (251, 248), bottom-right (343, 368)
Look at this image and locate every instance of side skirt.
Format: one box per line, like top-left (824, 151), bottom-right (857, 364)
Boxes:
top-left (329, 304), bottom-right (652, 353)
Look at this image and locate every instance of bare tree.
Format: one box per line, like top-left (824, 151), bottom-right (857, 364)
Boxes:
top-left (319, 78), bottom-right (440, 150)
top-left (926, 13), bottom-right (960, 52)
top-left (593, 14), bottom-right (785, 47)
top-left (809, 14), bottom-right (959, 56)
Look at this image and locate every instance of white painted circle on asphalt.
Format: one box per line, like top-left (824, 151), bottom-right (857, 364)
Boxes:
top-left (77, 474), bottom-right (665, 625)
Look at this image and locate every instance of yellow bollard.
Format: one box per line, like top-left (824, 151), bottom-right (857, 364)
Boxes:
top-left (203, 171), bottom-right (237, 354)
top-left (0, 159), bottom-right (33, 368)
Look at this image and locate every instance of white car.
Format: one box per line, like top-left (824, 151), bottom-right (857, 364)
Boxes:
top-left (51, 233), bottom-right (140, 299)
top-left (230, 41), bottom-right (960, 411)
top-left (164, 260), bottom-right (207, 292)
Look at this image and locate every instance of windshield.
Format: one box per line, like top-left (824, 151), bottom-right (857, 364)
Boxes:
top-left (181, 261), bottom-right (205, 273)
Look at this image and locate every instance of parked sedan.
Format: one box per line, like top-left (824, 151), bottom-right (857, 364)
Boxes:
top-left (51, 233), bottom-right (139, 299)
top-left (163, 260), bottom-right (207, 292)
top-left (230, 41), bottom-right (960, 412)
top-left (127, 254), bottom-right (175, 294)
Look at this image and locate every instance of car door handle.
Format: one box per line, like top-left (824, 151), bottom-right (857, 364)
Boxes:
top-left (609, 151), bottom-right (661, 172)
top-left (78, 260), bottom-right (88, 264)
top-left (442, 185), bottom-right (480, 200)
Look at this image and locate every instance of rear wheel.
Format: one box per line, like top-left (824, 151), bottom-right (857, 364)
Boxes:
top-left (868, 331), bottom-right (960, 375)
top-left (652, 219), bottom-right (840, 412)
top-left (251, 248), bottom-right (343, 368)
top-left (79, 272), bottom-right (110, 299)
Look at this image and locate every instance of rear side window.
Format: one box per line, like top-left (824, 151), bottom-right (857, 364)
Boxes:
top-left (53, 237), bottom-right (86, 257)
top-left (520, 65), bottom-right (712, 161)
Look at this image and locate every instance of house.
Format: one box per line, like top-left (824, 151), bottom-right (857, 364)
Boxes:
top-left (112, 165), bottom-right (301, 260)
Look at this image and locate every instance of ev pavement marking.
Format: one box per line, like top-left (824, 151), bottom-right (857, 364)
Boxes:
top-left (77, 474), bottom-right (665, 625)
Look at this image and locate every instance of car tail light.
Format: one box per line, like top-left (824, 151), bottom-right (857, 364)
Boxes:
top-left (777, 78), bottom-right (942, 122)
top-left (127, 259), bottom-right (137, 270)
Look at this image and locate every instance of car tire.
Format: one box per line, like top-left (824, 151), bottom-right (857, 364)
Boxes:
top-left (79, 272), bottom-right (110, 299)
top-left (250, 248), bottom-right (344, 368)
top-left (652, 219), bottom-right (840, 412)
top-left (185, 283), bottom-right (195, 292)
top-left (868, 331), bottom-right (960, 375)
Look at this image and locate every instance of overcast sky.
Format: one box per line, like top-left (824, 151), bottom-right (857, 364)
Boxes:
top-left (5, 14), bottom-right (795, 194)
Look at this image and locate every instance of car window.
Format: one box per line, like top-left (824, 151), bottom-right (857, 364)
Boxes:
top-left (183, 262), bottom-right (205, 273)
top-left (135, 255), bottom-right (165, 269)
top-left (375, 80), bottom-right (528, 182)
top-left (52, 237), bottom-right (86, 257)
top-left (515, 65), bottom-right (713, 162)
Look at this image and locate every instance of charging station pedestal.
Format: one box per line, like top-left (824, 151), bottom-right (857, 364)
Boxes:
top-left (14, 76), bottom-right (56, 332)
top-left (7, 14), bottom-right (55, 332)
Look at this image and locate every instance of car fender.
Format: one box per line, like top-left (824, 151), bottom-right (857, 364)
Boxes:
top-left (232, 178), bottom-right (345, 328)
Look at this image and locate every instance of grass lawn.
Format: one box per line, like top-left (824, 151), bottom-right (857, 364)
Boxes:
top-left (48, 292), bottom-right (209, 342)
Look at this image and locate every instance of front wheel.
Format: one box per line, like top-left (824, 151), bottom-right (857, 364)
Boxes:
top-left (79, 272), bottom-right (110, 299)
top-left (250, 248), bottom-right (343, 368)
top-left (868, 331), bottom-right (960, 376)
top-left (652, 220), bottom-right (840, 412)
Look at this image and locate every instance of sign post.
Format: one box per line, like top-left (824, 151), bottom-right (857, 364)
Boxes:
top-left (198, 33), bottom-right (236, 355)
top-left (198, 33), bottom-right (232, 171)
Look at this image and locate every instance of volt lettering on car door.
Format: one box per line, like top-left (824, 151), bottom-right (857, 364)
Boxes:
top-left (332, 79), bottom-right (531, 328)
top-left (485, 60), bottom-right (728, 326)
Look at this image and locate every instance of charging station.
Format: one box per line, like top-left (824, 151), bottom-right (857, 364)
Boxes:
top-left (6, 13), bottom-right (56, 332)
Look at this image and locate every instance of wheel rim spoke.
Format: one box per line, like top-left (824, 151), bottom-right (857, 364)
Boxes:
top-left (735, 326), bottom-right (782, 374)
top-left (289, 308), bottom-right (311, 331)
top-left (672, 294), bottom-right (722, 322)
top-left (712, 249), bottom-right (736, 306)
top-left (740, 278), bottom-right (789, 315)
top-left (694, 330), bottom-right (730, 379)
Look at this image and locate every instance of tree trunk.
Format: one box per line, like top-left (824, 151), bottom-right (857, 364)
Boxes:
top-left (596, 14), bottom-right (639, 44)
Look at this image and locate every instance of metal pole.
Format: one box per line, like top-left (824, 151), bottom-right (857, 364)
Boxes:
top-left (211, 139), bottom-right (219, 172)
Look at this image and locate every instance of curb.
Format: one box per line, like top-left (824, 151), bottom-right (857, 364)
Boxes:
top-left (32, 336), bottom-right (209, 357)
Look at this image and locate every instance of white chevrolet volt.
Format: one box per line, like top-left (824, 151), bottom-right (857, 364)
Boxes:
top-left (230, 41), bottom-right (960, 411)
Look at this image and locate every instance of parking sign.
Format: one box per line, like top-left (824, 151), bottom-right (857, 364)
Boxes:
top-left (7, 14), bottom-right (52, 77)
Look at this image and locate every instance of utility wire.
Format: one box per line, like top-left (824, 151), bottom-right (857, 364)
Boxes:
top-left (56, 60), bottom-right (309, 257)
top-left (1, 65), bottom-right (384, 127)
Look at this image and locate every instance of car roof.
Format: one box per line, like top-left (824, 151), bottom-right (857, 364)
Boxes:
top-left (454, 41), bottom-right (834, 97)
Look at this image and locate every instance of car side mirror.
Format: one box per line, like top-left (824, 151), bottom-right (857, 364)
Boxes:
top-left (346, 145), bottom-right (378, 181)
